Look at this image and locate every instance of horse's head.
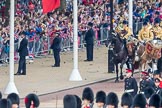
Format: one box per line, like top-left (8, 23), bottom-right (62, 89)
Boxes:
top-left (107, 30), bottom-right (118, 45)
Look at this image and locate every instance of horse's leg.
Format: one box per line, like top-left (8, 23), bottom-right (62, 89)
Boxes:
top-left (115, 63), bottom-right (119, 83)
top-left (132, 62), bottom-right (134, 76)
top-left (120, 59), bottom-right (127, 80)
top-left (126, 57), bottom-right (130, 69)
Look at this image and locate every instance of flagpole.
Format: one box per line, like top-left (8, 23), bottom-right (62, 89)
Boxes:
top-left (129, 0), bottom-right (133, 30)
top-left (5, 0), bottom-right (19, 94)
top-left (69, 0), bottom-right (82, 81)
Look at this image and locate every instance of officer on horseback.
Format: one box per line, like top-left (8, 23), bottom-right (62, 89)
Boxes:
top-left (152, 18), bottom-right (162, 40)
top-left (120, 20), bottom-right (132, 39)
top-left (116, 20), bottom-right (132, 54)
top-left (138, 21), bottom-right (154, 43)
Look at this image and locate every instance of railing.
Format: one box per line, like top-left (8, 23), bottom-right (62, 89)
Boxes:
top-left (0, 21), bottom-right (143, 66)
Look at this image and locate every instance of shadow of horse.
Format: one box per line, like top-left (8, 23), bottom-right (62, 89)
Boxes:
top-left (108, 31), bottom-right (134, 82)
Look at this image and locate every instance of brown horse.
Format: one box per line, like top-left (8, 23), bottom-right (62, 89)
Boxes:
top-left (135, 40), bottom-right (162, 72)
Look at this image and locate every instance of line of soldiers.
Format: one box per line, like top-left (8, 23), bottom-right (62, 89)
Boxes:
top-left (63, 86), bottom-right (162, 108)
top-left (0, 92), bottom-right (40, 108)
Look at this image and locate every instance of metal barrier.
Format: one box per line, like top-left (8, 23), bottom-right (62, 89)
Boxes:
top-left (0, 22), bottom-right (143, 65)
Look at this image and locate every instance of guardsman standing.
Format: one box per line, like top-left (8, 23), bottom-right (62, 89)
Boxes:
top-left (152, 18), bottom-right (162, 40)
top-left (139, 71), bottom-right (154, 94)
top-left (124, 69), bottom-right (138, 97)
top-left (138, 21), bottom-right (154, 43)
top-left (95, 91), bottom-right (106, 108)
top-left (121, 92), bottom-right (133, 108)
top-left (106, 92), bottom-right (119, 108)
top-left (82, 87), bottom-right (94, 108)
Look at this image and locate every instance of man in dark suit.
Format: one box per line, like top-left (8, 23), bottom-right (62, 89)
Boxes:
top-left (50, 32), bottom-right (61, 67)
top-left (15, 32), bottom-right (28, 75)
top-left (84, 22), bottom-right (95, 61)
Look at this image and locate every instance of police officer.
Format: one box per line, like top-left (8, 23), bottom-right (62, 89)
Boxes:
top-left (138, 21), bottom-right (154, 43)
top-left (84, 22), bottom-right (95, 61)
top-left (152, 18), bottom-right (162, 40)
top-left (50, 32), bottom-right (61, 67)
top-left (124, 69), bottom-right (138, 97)
top-left (139, 71), bottom-right (154, 94)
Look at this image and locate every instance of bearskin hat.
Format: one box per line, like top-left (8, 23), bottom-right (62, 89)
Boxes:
top-left (24, 93), bottom-right (40, 108)
top-left (96, 90), bottom-right (106, 104)
top-left (149, 94), bottom-right (161, 108)
top-left (82, 87), bottom-right (94, 103)
top-left (0, 98), bottom-right (12, 108)
top-left (133, 94), bottom-right (146, 108)
top-left (121, 92), bottom-right (133, 107)
top-left (144, 87), bottom-right (154, 99)
top-left (63, 95), bottom-right (77, 108)
top-left (106, 92), bottom-right (119, 108)
top-left (0, 91), bottom-right (2, 99)
top-left (7, 93), bottom-right (20, 105)
top-left (74, 95), bottom-right (82, 108)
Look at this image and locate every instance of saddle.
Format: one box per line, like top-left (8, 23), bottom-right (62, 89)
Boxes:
top-left (145, 41), bottom-right (162, 59)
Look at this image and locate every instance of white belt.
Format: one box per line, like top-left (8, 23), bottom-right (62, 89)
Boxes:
top-left (140, 92), bottom-right (144, 94)
top-left (125, 89), bottom-right (134, 93)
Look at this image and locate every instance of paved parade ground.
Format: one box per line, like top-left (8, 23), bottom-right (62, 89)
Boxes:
top-left (0, 46), bottom-right (139, 107)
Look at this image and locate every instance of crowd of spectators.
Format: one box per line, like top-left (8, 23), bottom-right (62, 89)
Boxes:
top-left (0, 0), bottom-right (161, 64)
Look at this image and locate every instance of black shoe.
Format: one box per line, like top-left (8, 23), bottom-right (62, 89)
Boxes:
top-left (14, 72), bottom-right (21, 75)
top-left (21, 73), bottom-right (26, 75)
top-left (84, 59), bottom-right (93, 62)
top-left (52, 65), bottom-right (60, 67)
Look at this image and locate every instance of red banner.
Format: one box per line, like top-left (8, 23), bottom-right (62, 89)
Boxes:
top-left (42, 0), bottom-right (60, 13)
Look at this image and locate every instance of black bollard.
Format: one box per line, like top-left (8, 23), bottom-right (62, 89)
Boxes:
top-left (108, 45), bottom-right (114, 73)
